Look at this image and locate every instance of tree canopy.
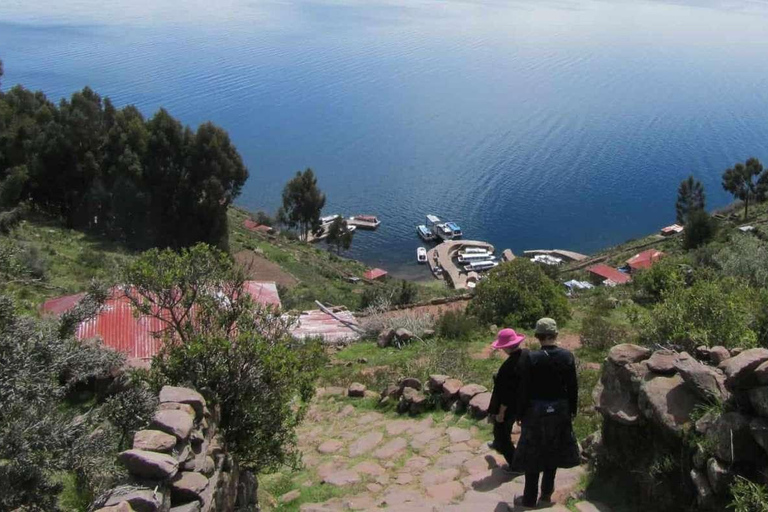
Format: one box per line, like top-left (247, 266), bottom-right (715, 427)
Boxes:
top-left (722, 158), bottom-right (768, 220)
top-left (675, 175), bottom-right (705, 224)
top-left (278, 168), bottom-right (326, 240)
top-left (326, 217), bottom-right (354, 255)
top-left (0, 71), bottom-right (248, 249)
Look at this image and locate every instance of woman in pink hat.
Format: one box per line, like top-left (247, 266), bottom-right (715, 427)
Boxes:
top-left (487, 328), bottom-right (527, 471)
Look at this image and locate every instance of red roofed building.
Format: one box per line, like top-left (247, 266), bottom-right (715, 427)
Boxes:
top-left (363, 268), bottom-right (388, 281)
top-left (41, 281), bottom-right (281, 364)
top-left (626, 249), bottom-right (665, 271)
top-left (587, 264), bottom-right (631, 285)
top-left (243, 218), bottom-right (274, 234)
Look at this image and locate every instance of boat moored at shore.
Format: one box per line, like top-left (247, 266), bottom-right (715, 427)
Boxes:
top-left (417, 224), bottom-right (435, 241)
top-left (347, 215), bottom-right (381, 229)
top-left (417, 247), bottom-right (427, 263)
top-left (463, 260), bottom-right (498, 272)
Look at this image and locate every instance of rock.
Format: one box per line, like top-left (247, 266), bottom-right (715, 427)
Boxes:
top-left (323, 470), bottom-right (360, 486)
top-left (373, 437), bottom-right (407, 459)
top-left (695, 411), bottom-right (717, 435)
top-left (422, 467), bottom-right (461, 487)
top-left (750, 386), bottom-right (768, 417)
top-left (442, 379), bottom-right (463, 399)
top-left (731, 348), bottom-right (745, 356)
top-left (201, 456), bottom-right (215, 477)
top-left (357, 357), bottom-right (368, 364)
top-left (428, 374), bottom-right (449, 392)
top-left (638, 374), bottom-right (699, 436)
top-left (157, 402), bottom-right (196, 417)
top-left (425, 481), bottom-right (465, 503)
top-left (423, 329), bottom-right (436, 339)
top-left (695, 345), bottom-right (711, 361)
top-left (707, 412), bottom-right (763, 464)
top-left (706, 457), bottom-right (732, 495)
top-left (581, 430), bottom-right (602, 460)
top-left (377, 329), bottom-right (396, 348)
top-left (399, 377), bottom-right (422, 391)
top-left (608, 344), bottom-right (651, 366)
top-left (647, 350), bottom-right (679, 375)
top-left (102, 488), bottom-right (166, 512)
top-left (755, 361), bottom-right (768, 385)
top-left (317, 440), bottom-right (344, 454)
top-left (151, 409), bottom-right (194, 440)
top-left (280, 490), bottom-right (301, 503)
top-left (395, 328), bottom-right (414, 342)
top-left (133, 430), bottom-right (177, 453)
top-left (719, 348), bottom-right (768, 390)
top-left (690, 469), bottom-right (715, 509)
top-left (750, 417), bottom-right (768, 455)
top-left (692, 444), bottom-right (707, 469)
top-left (709, 346), bottom-right (731, 365)
top-left (119, 449), bottom-right (179, 480)
top-left (170, 471), bottom-right (208, 501)
top-left (458, 383), bottom-right (488, 404)
top-left (593, 373), bottom-right (642, 426)
top-left (408, 391), bottom-right (428, 414)
top-left (447, 427), bottom-right (472, 443)
top-left (381, 384), bottom-right (400, 401)
top-left (348, 382), bottom-right (366, 397)
top-left (96, 503), bottom-right (135, 512)
top-left (469, 392), bottom-right (492, 418)
top-left (349, 431), bottom-right (384, 456)
top-left (159, 386), bottom-right (206, 418)
top-left (401, 386), bottom-right (420, 403)
top-left (675, 353), bottom-right (728, 403)
top-left (353, 461), bottom-right (386, 476)
top-left (170, 502), bottom-right (200, 512)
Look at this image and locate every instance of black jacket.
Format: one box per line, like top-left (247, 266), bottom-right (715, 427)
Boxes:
top-left (488, 349), bottom-right (526, 418)
top-left (516, 345), bottom-right (578, 418)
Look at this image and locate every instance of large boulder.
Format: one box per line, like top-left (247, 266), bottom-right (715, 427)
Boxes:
top-left (102, 487), bottom-right (167, 512)
top-left (674, 353), bottom-right (728, 403)
top-left (707, 412), bottom-right (763, 464)
top-left (118, 449), bottom-right (179, 480)
top-left (399, 377), bottom-right (422, 391)
top-left (409, 391), bottom-right (428, 415)
top-left (749, 386), bottom-right (768, 417)
top-left (348, 382), bottom-right (366, 397)
top-left (442, 379), bottom-right (463, 400)
top-left (377, 329), bottom-right (396, 348)
top-left (706, 457), bottom-right (733, 495)
top-left (690, 469), bottom-right (714, 509)
top-left (469, 392), bottom-right (492, 419)
top-left (170, 471), bottom-right (209, 502)
top-left (151, 409), bottom-right (194, 441)
top-left (458, 384), bottom-right (488, 404)
top-left (592, 379), bottom-right (641, 426)
top-left (608, 344), bottom-right (651, 367)
top-left (709, 346), bottom-right (731, 366)
top-left (395, 328), bottom-right (414, 343)
top-left (428, 375), bottom-right (449, 392)
top-left (638, 374), bottom-right (699, 436)
top-left (750, 417), bottom-right (768, 455)
top-left (755, 361), bottom-right (768, 385)
top-left (646, 350), bottom-right (679, 375)
top-left (159, 386), bottom-right (206, 418)
top-left (133, 430), bottom-right (178, 453)
top-left (719, 348), bottom-right (768, 390)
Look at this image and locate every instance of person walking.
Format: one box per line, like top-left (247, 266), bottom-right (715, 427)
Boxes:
top-left (512, 318), bottom-right (580, 508)
top-left (487, 328), bottom-right (527, 470)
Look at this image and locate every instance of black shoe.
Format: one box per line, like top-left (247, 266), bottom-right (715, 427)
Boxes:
top-left (513, 496), bottom-right (537, 508)
top-left (539, 493), bottom-right (553, 505)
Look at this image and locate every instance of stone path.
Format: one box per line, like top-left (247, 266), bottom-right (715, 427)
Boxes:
top-left (263, 391), bottom-right (610, 511)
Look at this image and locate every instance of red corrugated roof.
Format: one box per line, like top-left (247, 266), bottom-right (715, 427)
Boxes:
top-left (587, 264), bottom-right (631, 284)
top-left (626, 249), bottom-right (665, 271)
top-left (243, 219), bottom-right (273, 233)
top-left (364, 268), bottom-right (388, 280)
top-left (41, 281), bottom-right (281, 362)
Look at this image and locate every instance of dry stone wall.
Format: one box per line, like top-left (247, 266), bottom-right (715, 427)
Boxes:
top-left (93, 386), bottom-right (258, 512)
top-left (591, 343), bottom-right (768, 510)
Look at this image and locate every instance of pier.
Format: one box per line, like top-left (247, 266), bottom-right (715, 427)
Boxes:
top-left (523, 249), bottom-right (588, 262)
top-left (427, 240), bottom-right (495, 290)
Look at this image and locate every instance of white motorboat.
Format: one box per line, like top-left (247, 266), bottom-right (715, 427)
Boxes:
top-left (463, 260), bottom-right (498, 272)
top-left (417, 247), bottom-right (427, 263)
top-left (417, 224), bottom-right (435, 241)
top-left (320, 214), bottom-right (341, 225)
top-left (457, 253), bottom-right (495, 263)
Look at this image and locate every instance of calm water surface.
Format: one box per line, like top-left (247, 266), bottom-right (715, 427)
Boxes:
top-left (3, 0), bottom-right (768, 278)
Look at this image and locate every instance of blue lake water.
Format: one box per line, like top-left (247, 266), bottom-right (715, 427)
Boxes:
top-left (3, 0), bottom-right (768, 278)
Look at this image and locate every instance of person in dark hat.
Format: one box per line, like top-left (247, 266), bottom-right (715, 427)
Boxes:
top-left (512, 318), bottom-right (580, 508)
top-left (487, 328), bottom-right (527, 470)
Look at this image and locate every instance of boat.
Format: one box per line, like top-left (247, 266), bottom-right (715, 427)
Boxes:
top-left (463, 260), bottom-right (498, 272)
top-left (461, 247), bottom-right (490, 255)
top-left (457, 253), bottom-right (495, 263)
top-left (434, 223), bottom-right (454, 241)
top-left (426, 214), bottom-right (441, 228)
top-left (347, 215), bottom-right (381, 229)
top-left (417, 225), bottom-right (435, 241)
top-left (320, 214), bottom-right (341, 225)
top-left (445, 221), bottom-right (462, 239)
top-left (417, 247), bottom-right (427, 263)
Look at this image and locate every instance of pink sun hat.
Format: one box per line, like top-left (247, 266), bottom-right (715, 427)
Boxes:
top-left (492, 328), bottom-right (526, 350)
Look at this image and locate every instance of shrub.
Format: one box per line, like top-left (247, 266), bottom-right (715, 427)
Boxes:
top-left (729, 477), bottom-right (768, 512)
top-left (468, 258), bottom-right (571, 329)
top-left (640, 277), bottom-right (758, 352)
top-left (436, 310), bottom-right (479, 340)
top-left (631, 258), bottom-right (686, 303)
top-left (360, 280), bottom-right (419, 310)
top-left (580, 314), bottom-right (631, 351)
top-left (683, 209), bottom-right (718, 250)
top-left (714, 234), bottom-right (768, 288)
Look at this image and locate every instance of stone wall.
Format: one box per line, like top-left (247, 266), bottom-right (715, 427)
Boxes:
top-left (370, 375), bottom-right (491, 418)
top-left (591, 343), bottom-right (768, 510)
top-left (92, 386), bottom-right (258, 512)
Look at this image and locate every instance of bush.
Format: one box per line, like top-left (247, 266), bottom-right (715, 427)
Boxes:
top-left (468, 259), bottom-right (571, 328)
top-left (683, 209), bottom-right (718, 250)
top-left (631, 258), bottom-right (686, 303)
top-left (729, 476), bottom-right (768, 512)
top-left (436, 310), bottom-right (479, 340)
top-left (580, 314), bottom-right (631, 351)
top-left (640, 277), bottom-right (758, 352)
top-left (714, 234), bottom-right (768, 288)
top-left (360, 280), bottom-right (419, 310)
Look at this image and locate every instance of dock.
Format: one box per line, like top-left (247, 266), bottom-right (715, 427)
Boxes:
top-left (427, 240), bottom-right (495, 290)
top-left (523, 249), bottom-right (588, 262)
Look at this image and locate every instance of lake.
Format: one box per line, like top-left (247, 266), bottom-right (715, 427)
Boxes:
top-left (3, 0), bottom-right (768, 278)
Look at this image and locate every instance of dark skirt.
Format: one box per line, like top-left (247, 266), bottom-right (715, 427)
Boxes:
top-left (512, 399), bottom-right (580, 472)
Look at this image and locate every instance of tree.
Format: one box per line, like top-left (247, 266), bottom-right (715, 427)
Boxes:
top-left (279, 168), bottom-right (326, 241)
top-left (124, 243), bottom-right (323, 473)
top-left (675, 175), bottom-right (705, 224)
top-left (326, 217), bottom-right (354, 255)
top-left (467, 258), bottom-right (571, 328)
top-left (722, 158), bottom-right (767, 220)
top-left (683, 208), bottom-right (717, 250)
